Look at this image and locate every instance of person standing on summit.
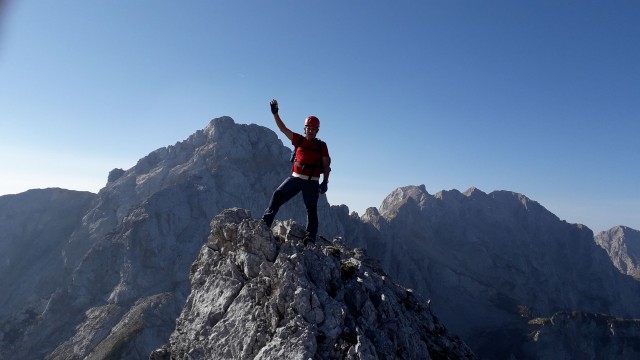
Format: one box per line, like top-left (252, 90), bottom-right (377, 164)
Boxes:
top-left (262, 99), bottom-right (331, 244)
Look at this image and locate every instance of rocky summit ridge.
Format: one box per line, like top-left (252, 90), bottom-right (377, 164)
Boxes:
top-left (150, 208), bottom-right (475, 359)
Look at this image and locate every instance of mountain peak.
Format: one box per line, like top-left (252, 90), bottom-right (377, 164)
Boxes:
top-left (379, 184), bottom-right (429, 217)
top-left (433, 188), bottom-right (465, 201)
top-left (596, 225), bottom-right (640, 280)
top-left (462, 186), bottom-right (487, 198)
top-left (151, 208), bottom-right (476, 360)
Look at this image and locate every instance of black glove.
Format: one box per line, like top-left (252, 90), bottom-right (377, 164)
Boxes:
top-left (270, 100), bottom-right (279, 114)
top-left (319, 181), bottom-right (328, 194)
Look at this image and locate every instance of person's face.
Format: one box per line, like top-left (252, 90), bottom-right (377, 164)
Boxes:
top-left (304, 125), bottom-right (319, 139)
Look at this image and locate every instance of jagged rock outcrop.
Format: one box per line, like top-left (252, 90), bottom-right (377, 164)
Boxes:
top-left (525, 311), bottom-right (640, 359)
top-left (337, 185), bottom-right (640, 359)
top-left (150, 208), bottom-right (475, 360)
top-left (107, 168), bottom-right (126, 183)
top-left (595, 226), bottom-right (640, 280)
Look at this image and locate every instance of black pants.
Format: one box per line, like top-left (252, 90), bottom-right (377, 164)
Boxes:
top-left (262, 177), bottom-right (319, 236)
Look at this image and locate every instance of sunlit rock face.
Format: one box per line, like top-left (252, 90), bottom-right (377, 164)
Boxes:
top-left (596, 225), bottom-right (640, 280)
top-left (150, 208), bottom-right (476, 360)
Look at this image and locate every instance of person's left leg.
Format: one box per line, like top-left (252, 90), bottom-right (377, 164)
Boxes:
top-left (301, 180), bottom-right (320, 240)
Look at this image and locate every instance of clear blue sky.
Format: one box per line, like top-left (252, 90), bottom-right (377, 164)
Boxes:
top-left (1, 1), bottom-right (638, 232)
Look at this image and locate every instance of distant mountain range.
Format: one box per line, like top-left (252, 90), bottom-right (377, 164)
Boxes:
top-left (1, 117), bottom-right (638, 359)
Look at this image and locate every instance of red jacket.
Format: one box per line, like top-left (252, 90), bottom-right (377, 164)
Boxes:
top-left (291, 133), bottom-right (329, 178)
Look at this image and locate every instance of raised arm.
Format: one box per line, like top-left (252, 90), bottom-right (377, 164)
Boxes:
top-left (270, 99), bottom-right (293, 141)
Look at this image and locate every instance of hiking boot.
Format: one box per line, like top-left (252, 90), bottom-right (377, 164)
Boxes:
top-left (260, 217), bottom-right (272, 228)
top-left (303, 234), bottom-right (316, 246)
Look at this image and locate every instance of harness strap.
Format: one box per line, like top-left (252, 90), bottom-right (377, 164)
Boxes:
top-left (294, 161), bottom-right (320, 181)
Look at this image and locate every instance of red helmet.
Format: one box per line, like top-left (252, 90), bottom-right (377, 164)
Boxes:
top-left (304, 116), bottom-right (320, 128)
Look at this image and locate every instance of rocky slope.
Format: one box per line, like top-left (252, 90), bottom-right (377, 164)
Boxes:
top-left (0, 188), bottom-right (96, 346)
top-left (525, 311), bottom-right (640, 359)
top-left (334, 185), bottom-right (640, 359)
top-left (595, 226), bottom-right (640, 280)
top-left (150, 208), bottom-right (475, 360)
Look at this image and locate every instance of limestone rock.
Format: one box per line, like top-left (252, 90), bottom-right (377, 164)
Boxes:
top-left (525, 311), bottom-right (640, 359)
top-left (337, 185), bottom-right (640, 359)
top-left (0, 188), bottom-right (96, 352)
top-left (107, 168), bottom-right (126, 183)
top-left (151, 208), bottom-right (476, 360)
top-left (595, 226), bottom-right (640, 280)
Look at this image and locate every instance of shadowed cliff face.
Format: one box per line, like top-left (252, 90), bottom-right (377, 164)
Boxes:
top-left (0, 188), bottom-right (96, 347)
top-left (150, 208), bottom-right (476, 360)
top-left (525, 311), bottom-right (640, 359)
